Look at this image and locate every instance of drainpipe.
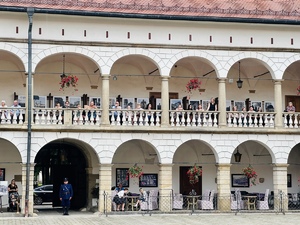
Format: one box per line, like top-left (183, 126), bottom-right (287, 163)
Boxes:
top-left (25, 7), bottom-right (34, 217)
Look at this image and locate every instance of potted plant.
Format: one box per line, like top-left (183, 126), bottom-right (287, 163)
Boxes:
top-left (187, 165), bottom-right (202, 184)
top-left (127, 164), bottom-right (143, 179)
top-left (60, 74), bottom-right (79, 91)
top-left (242, 164), bottom-right (258, 186)
top-left (186, 78), bottom-right (202, 95)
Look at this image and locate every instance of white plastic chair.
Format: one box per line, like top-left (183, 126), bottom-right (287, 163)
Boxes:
top-left (141, 190), bottom-right (159, 211)
top-left (198, 190), bottom-right (214, 210)
top-left (172, 193), bottom-right (183, 209)
top-left (257, 189), bottom-right (269, 210)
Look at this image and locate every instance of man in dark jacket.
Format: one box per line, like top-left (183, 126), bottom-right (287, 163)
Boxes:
top-left (59, 178), bottom-right (73, 215)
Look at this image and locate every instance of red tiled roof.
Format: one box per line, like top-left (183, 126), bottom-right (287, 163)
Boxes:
top-left (0, 0), bottom-right (300, 21)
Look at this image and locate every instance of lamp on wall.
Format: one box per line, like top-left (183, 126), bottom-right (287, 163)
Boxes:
top-left (236, 61), bottom-right (243, 89)
top-left (234, 149), bottom-right (242, 163)
top-left (113, 75), bottom-right (117, 81)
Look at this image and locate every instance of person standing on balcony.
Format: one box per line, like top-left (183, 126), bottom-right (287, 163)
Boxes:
top-left (207, 97), bottom-right (217, 125)
top-left (0, 100), bottom-right (8, 119)
top-left (286, 102), bottom-right (296, 112)
top-left (112, 101), bottom-right (122, 123)
top-left (286, 102), bottom-right (295, 126)
top-left (59, 178), bottom-right (73, 216)
top-left (10, 100), bottom-right (21, 123)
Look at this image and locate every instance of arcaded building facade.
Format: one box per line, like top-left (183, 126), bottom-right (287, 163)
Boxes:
top-left (0, 0), bottom-right (299, 215)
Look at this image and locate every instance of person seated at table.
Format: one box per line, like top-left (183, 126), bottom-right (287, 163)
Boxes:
top-left (115, 183), bottom-right (124, 192)
top-left (134, 188), bottom-right (147, 208)
top-left (113, 188), bottom-right (128, 211)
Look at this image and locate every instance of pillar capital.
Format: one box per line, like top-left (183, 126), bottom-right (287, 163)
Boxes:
top-left (217, 78), bottom-right (227, 83)
top-left (272, 163), bottom-right (289, 168)
top-left (101, 74), bottom-right (110, 79)
top-left (161, 75), bottom-right (170, 81)
top-left (273, 79), bottom-right (284, 84)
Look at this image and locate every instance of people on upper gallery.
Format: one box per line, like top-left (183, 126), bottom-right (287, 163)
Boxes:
top-left (0, 100), bottom-right (8, 118)
top-left (10, 100), bottom-right (21, 117)
top-left (207, 97), bottom-right (218, 111)
top-left (286, 101), bottom-right (296, 112)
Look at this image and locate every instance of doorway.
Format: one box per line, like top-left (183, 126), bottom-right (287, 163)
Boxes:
top-left (180, 166), bottom-right (202, 195)
top-left (34, 141), bottom-right (87, 209)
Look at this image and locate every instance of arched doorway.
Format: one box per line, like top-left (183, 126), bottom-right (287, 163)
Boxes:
top-left (34, 139), bottom-right (87, 209)
top-left (173, 140), bottom-right (217, 196)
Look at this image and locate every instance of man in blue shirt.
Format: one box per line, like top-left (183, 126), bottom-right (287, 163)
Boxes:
top-left (59, 178), bottom-right (73, 215)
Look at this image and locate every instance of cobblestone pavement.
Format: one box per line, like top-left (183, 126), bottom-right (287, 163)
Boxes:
top-left (0, 210), bottom-right (299, 225)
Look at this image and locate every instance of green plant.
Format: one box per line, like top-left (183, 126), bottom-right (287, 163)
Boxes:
top-left (127, 165), bottom-right (143, 179)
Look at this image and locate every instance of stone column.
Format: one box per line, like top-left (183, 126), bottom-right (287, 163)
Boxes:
top-left (218, 78), bottom-right (227, 128)
top-left (21, 163), bottom-right (35, 216)
top-left (159, 164), bottom-right (173, 212)
top-left (85, 167), bottom-right (97, 210)
top-left (273, 163), bottom-right (288, 211)
top-left (216, 163), bottom-right (231, 211)
top-left (98, 164), bottom-right (113, 213)
top-left (161, 76), bottom-right (169, 127)
top-left (274, 80), bottom-right (283, 128)
top-left (101, 74), bottom-right (110, 126)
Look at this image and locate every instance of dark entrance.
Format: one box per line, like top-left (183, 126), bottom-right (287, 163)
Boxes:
top-left (180, 166), bottom-right (202, 196)
top-left (34, 141), bottom-right (87, 209)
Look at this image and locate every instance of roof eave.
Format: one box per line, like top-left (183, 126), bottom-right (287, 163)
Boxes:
top-left (0, 6), bottom-right (299, 25)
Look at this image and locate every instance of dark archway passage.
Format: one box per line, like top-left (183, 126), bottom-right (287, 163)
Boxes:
top-left (34, 141), bottom-right (87, 209)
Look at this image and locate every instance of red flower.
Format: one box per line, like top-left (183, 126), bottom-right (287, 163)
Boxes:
top-left (186, 78), bottom-right (202, 95)
top-left (60, 74), bottom-right (79, 91)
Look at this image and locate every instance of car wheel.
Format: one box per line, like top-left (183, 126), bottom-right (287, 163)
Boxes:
top-left (34, 196), bottom-right (43, 205)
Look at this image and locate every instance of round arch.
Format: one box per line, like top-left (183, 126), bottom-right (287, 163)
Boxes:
top-left (107, 49), bottom-right (163, 75)
top-left (33, 138), bottom-right (99, 209)
top-left (227, 53), bottom-right (276, 79)
top-left (281, 54), bottom-right (300, 77)
top-left (165, 50), bottom-right (222, 77)
top-left (0, 44), bottom-right (27, 71)
top-left (32, 46), bottom-right (105, 74)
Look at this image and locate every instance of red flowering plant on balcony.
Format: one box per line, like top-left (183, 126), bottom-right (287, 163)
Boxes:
top-left (242, 164), bottom-right (258, 186)
top-left (187, 165), bottom-right (202, 184)
top-left (60, 73), bottom-right (79, 91)
top-left (127, 164), bottom-right (143, 179)
top-left (297, 85), bottom-right (300, 95)
top-left (186, 78), bottom-right (202, 95)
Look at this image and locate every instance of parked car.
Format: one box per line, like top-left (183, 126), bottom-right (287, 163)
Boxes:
top-left (34, 184), bottom-right (53, 205)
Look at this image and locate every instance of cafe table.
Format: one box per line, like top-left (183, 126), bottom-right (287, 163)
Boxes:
top-left (244, 195), bottom-right (257, 210)
top-left (125, 195), bottom-right (139, 211)
top-left (186, 195), bottom-right (200, 211)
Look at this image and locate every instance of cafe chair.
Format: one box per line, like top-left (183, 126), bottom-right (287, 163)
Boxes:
top-left (172, 193), bottom-right (183, 210)
top-left (231, 189), bottom-right (245, 210)
top-left (257, 189), bottom-right (269, 210)
top-left (198, 190), bottom-right (214, 210)
top-left (111, 190), bottom-right (118, 211)
top-left (141, 190), bottom-right (159, 211)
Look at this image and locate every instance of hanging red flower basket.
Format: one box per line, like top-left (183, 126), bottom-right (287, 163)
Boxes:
top-left (60, 74), bottom-right (79, 91)
top-left (127, 165), bottom-right (143, 179)
top-left (242, 164), bottom-right (258, 186)
top-left (186, 78), bottom-right (202, 95)
top-left (187, 165), bottom-right (202, 184)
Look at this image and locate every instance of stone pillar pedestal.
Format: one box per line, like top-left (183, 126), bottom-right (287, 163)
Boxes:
top-left (273, 163), bottom-right (288, 211)
top-left (101, 74), bottom-right (110, 126)
top-left (161, 76), bottom-right (169, 127)
top-left (216, 163), bottom-right (231, 211)
top-left (98, 164), bottom-right (112, 213)
top-left (21, 163), bottom-right (35, 216)
top-left (159, 164), bottom-right (173, 211)
top-left (218, 78), bottom-right (227, 128)
top-left (274, 80), bottom-right (283, 128)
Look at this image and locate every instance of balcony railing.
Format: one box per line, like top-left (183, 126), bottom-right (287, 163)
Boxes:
top-left (0, 107), bottom-right (25, 124)
top-left (2, 107), bottom-right (300, 131)
top-left (226, 111), bottom-right (275, 128)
